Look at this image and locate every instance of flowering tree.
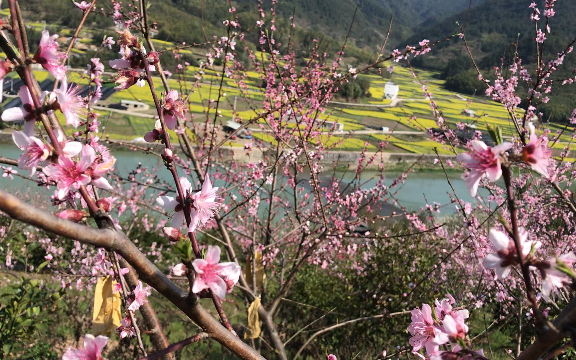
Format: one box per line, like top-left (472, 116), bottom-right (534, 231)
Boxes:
top-left (1, 0), bottom-right (576, 359)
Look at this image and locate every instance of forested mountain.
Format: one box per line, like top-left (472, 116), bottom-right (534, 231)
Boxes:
top-left (407, 0), bottom-right (576, 122)
top-left (13, 0), bottom-right (576, 121)
top-left (16, 0), bottom-right (487, 59)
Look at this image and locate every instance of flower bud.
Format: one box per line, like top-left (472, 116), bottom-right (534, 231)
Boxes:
top-left (162, 148), bottom-right (174, 163)
top-left (162, 227), bottom-right (182, 242)
top-left (172, 263), bottom-right (187, 276)
top-left (56, 209), bottom-right (87, 223)
top-left (96, 197), bottom-right (113, 212)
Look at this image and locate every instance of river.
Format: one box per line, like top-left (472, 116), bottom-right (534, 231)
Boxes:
top-left (0, 143), bottom-right (480, 213)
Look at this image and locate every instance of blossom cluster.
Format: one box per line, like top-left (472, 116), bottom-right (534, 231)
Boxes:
top-left (408, 295), bottom-right (482, 360)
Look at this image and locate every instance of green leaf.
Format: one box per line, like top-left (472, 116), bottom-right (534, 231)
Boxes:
top-left (36, 261), bottom-right (49, 273)
top-left (486, 124), bottom-right (503, 145)
top-left (174, 239), bottom-right (193, 262)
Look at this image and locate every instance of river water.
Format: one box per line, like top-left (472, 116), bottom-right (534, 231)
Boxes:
top-left (0, 143), bottom-right (480, 213)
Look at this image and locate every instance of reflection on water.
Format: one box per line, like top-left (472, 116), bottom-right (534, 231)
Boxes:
top-left (0, 143), bottom-right (482, 213)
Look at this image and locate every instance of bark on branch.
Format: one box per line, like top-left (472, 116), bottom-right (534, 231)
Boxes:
top-left (0, 189), bottom-right (264, 360)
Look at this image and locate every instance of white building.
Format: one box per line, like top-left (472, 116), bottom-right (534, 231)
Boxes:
top-left (384, 82), bottom-right (399, 100)
top-left (322, 121), bottom-right (344, 132)
top-left (119, 100), bottom-right (150, 111)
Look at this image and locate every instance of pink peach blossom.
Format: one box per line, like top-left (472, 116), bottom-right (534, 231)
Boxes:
top-left (1, 86), bottom-right (37, 136)
top-left (522, 123), bottom-right (551, 178)
top-left (157, 177), bottom-right (193, 228)
top-left (192, 245), bottom-right (240, 299)
top-left (11, 131), bottom-right (52, 175)
top-left (163, 90), bottom-right (187, 129)
top-left (73, 1), bottom-right (92, 11)
top-left (43, 146), bottom-right (94, 200)
top-left (54, 77), bottom-right (85, 128)
top-left (128, 281), bottom-right (151, 312)
top-left (189, 175), bottom-right (221, 232)
top-left (408, 304), bottom-right (449, 356)
top-left (62, 334), bottom-right (108, 360)
top-left (540, 253), bottom-right (576, 300)
top-left (456, 140), bottom-right (512, 197)
top-left (33, 31), bottom-right (67, 80)
top-left (483, 228), bottom-right (540, 279)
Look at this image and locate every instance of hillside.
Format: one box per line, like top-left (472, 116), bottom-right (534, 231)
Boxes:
top-left (407, 0), bottom-right (576, 123)
top-left (16, 0), bottom-right (490, 61)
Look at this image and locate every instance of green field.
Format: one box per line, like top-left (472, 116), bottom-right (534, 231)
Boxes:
top-left (5, 34), bottom-right (571, 157)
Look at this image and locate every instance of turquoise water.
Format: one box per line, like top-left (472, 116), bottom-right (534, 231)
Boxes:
top-left (0, 143), bottom-right (480, 212)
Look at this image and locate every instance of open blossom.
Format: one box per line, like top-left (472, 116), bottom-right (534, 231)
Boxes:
top-left (103, 37), bottom-right (115, 49)
top-left (434, 294), bottom-right (469, 323)
top-left (540, 253), bottom-right (576, 300)
top-left (54, 77), bottom-right (85, 128)
top-left (84, 145), bottom-right (116, 190)
top-left (128, 281), bottom-right (151, 312)
top-left (2, 166), bottom-right (17, 180)
top-left (483, 228), bottom-right (540, 279)
top-left (115, 29), bottom-right (138, 57)
top-left (157, 177), bottom-right (193, 228)
top-left (43, 152), bottom-right (91, 200)
top-left (1, 86), bottom-right (37, 136)
top-left (62, 334), bottom-right (108, 360)
top-left (190, 175), bottom-right (221, 232)
top-left (521, 123), bottom-right (551, 178)
top-left (156, 175), bottom-right (220, 231)
top-left (12, 131), bottom-right (52, 175)
top-left (192, 245), bottom-right (241, 299)
top-left (43, 145), bottom-right (112, 199)
top-left (456, 140), bottom-right (512, 197)
top-left (408, 304), bottom-right (448, 356)
top-left (162, 90), bottom-right (187, 129)
top-left (12, 128), bottom-right (82, 176)
top-left (73, 1), bottom-right (92, 11)
top-left (33, 31), bottom-right (67, 80)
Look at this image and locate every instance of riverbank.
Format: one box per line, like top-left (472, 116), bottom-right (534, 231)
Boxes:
top-left (0, 131), bottom-right (459, 172)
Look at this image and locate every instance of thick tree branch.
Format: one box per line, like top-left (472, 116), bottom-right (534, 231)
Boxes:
top-left (0, 189), bottom-right (265, 360)
top-left (516, 296), bottom-right (576, 360)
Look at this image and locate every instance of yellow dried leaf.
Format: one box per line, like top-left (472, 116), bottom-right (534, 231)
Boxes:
top-left (92, 276), bottom-right (122, 336)
top-left (244, 297), bottom-right (261, 340)
top-left (245, 251), bottom-right (266, 288)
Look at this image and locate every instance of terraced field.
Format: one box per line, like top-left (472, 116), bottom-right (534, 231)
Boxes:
top-left (2, 26), bottom-right (572, 156)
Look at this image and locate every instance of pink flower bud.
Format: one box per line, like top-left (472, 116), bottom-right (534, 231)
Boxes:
top-left (56, 209), bottom-right (87, 223)
top-left (162, 148), bottom-right (174, 163)
top-left (162, 227), bottom-right (182, 242)
top-left (172, 263), bottom-right (187, 276)
top-left (96, 197), bottom-right (113, 212)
